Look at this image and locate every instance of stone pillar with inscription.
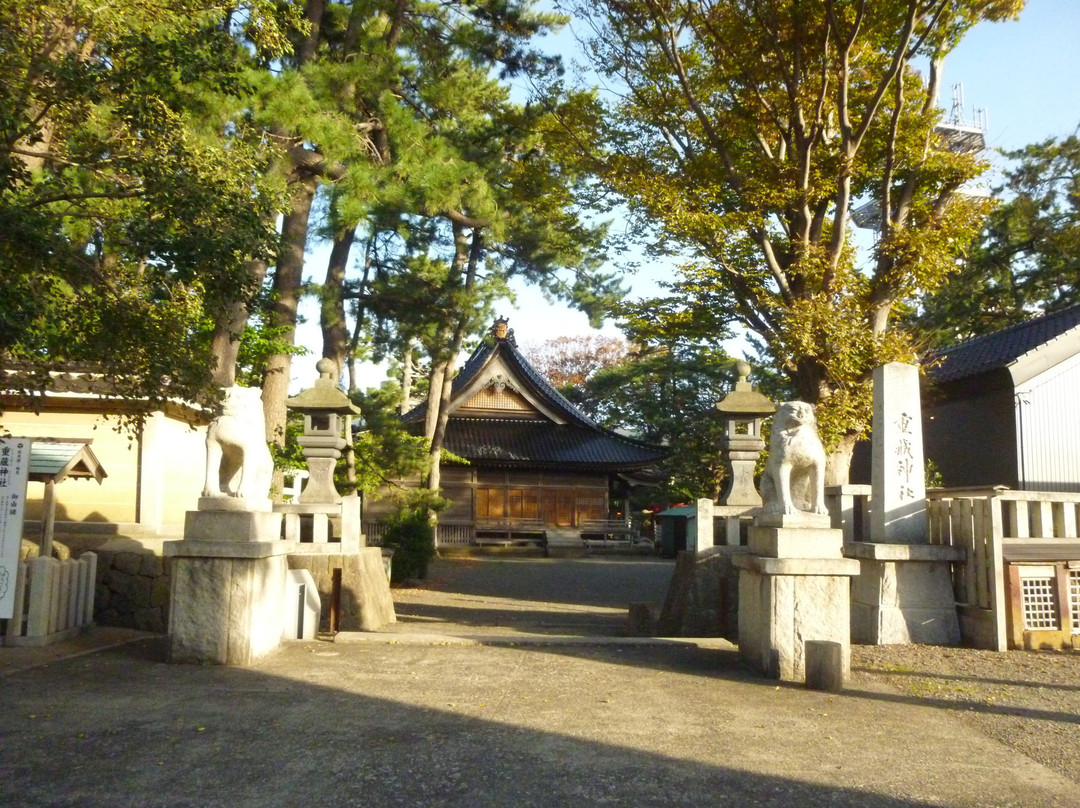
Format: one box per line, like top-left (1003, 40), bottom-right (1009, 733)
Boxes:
top-left (846, 363), bottom-right (962, 646)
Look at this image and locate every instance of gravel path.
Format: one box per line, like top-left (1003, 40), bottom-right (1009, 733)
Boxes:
top-left (398, 557), bottom-right (1080, 788)
top-left (852, 644), bottom-right (1080, 785)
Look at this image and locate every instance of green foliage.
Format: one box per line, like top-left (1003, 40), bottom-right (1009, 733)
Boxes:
top-left (0, 0), bottom-right (294, 418)
top-left (564, 304), bottom-right (736, 502)
top-left (349, 383), bottom-right (432, 497)
top-left (557, 0), bottom-right (1018, 458)
top-left (380, 503), bottom-right (439, 583)
top-left (910, 131), bottom-right (1080, 347)
top-left (235, 291), bottom-right (311, 387)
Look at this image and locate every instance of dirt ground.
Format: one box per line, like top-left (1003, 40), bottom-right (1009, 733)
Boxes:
top-left (852, 644), bottom-right (1080, 786)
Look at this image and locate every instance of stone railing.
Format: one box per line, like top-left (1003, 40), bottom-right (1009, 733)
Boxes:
top-left (824, 484), bottom-right (872, 543)
top-left (275, 494), bottom-right (362, 552)
top-left (2, 553), bottom-right (97, 646)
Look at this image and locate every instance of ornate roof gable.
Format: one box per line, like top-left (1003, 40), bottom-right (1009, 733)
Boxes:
top-left (401, 320), bottom-right (668, 470)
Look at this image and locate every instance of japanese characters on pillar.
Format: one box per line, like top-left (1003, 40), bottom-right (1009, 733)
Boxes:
top-left (871, 363), bottom-right (928, 544)
top-left (0, 438), bottom-right (31, 619)
top-left (895, 411), bottom-right (918, 502)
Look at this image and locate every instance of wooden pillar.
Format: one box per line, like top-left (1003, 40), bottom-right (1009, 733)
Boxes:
top-left (40, 479), bottom-right (56, 559)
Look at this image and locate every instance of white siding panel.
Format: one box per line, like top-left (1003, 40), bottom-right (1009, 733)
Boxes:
top-left (1016, 350), bottom-right (1080, 492)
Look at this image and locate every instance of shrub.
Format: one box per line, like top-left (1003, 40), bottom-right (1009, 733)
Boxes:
top-left (381, 506), bottom-right (436, 583)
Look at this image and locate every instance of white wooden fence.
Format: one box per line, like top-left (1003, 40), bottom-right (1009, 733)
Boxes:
top-left (2, 552), bottom-right (97, 646)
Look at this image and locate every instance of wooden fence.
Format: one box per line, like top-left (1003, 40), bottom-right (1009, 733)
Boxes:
top-left (925, 491), bottom-right (1007, 650)
top-left (822, 485), bottom-right (1080, 650)
top-left (3, 552), bottom-right (97, 647)
top-left (362, 520), bottom-right (475, 548)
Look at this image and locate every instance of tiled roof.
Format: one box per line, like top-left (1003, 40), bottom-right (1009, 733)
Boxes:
top-left (443, 418), bottom-right (667, 470)
top-left (928, 304), bottom-right (1080, 383)
top-left (402, 329), bottom-right (668, 469)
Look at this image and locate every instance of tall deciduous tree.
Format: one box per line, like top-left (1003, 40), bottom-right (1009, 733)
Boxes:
top-left (559, 0), bottom-right (1020, 477)
top-left (0, 0), bottom-right (294, 417)
top-left (910, 130), bottom-right (1080, 346)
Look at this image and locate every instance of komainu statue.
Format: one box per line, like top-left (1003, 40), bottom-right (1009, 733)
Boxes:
top-left (202, 386), bottom-right (273, 503)
top-left (760, 401), bottom-right (828, 516)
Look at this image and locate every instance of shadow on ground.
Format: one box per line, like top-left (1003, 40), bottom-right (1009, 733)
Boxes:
top-left (5, 637), bottom-right (1065, 808)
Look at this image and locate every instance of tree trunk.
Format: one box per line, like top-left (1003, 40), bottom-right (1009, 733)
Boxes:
top-left (297, 0), bottom-right (326, 66)
top-left (424, 355), bottom-right (456, 494)
top-left (423, 224), bottom-right (481, 494)
top-left (825, 434), bottom-right (857, 487)
top-left (321, 228), bottom-right (354, 374)
top-left (210, 257), bottom-right (268, 387)
top-left (262, 174), bottom-right (318, 495)
top-left (423, 360), bottom-right (447, 441)
top-left (399, 344), bottom-right (414, 414)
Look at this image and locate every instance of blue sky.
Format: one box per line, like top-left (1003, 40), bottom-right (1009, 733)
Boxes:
top-left (294, 2), bottom-right (1080, 390)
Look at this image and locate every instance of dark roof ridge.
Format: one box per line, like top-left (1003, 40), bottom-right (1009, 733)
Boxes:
top-left (404, 333), bottom-right (620, 433)
top-left (451, 414), bottom-right (665, 453)
top-left (928, 303), bottom-right (1080, 383)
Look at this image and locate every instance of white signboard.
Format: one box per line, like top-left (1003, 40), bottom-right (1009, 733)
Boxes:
top-left (0, 438), bottom-right (31, 619)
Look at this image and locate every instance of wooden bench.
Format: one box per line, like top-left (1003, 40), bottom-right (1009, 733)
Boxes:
top-left (474, 518), bottom-right (548, 550)
top-left (579, 519), bottom-right (636, 545)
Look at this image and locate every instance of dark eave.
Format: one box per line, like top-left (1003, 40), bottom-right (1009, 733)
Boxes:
top-left (404, 337), bottom-right (599, 429)
top-left (927, 304), bottom-right (1080, 384)
top-left (442, 418), bottom-right (668, 471)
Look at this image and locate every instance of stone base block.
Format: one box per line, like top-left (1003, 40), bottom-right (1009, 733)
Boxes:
top-left (286, 547), bottom-right (395, 631)
top-left (847, 547), bottom-right (961, 646)
top-left (168, 550), bottom-right (287, 666)
top-left (749, 525), bottom-right (843, 559)
top-left (184, 510), bottom-right (282, 543)
top-left (756, 512), bottom-right (831, 530)
top-left (736, 555), bottom-right (858, 682)
top-left (851, 602), bottom-right (961, 646)
top-left (198, 495), bottom-right (273, 513)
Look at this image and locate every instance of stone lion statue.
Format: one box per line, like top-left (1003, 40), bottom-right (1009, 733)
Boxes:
top-left (760, 400), bottom-right (828, 516)
top-left (202, 385), bottom-right (273, 502)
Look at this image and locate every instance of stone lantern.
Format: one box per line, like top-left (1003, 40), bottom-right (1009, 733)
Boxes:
top-left (285, 358), bottom-right (361, 504)
top-left (715, 361), bottom-right (775, 506)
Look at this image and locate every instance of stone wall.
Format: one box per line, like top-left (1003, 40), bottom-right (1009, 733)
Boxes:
top-left (21, 535), bottom-right (173, 632)
top-left (94, 548), bottom-right (171, 632)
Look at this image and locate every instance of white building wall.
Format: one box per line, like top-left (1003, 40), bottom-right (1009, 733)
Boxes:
top-left (1015, 350), bottom-right (1080, 492)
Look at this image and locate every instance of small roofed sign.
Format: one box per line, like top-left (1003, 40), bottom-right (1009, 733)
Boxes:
top-left (0, 438), bottom-right (31, 619)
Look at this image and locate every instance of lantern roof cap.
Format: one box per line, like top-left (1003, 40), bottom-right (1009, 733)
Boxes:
top-left (716, 361), bottom-right (776, 417)
top-left (286, 358), bottom-right (361, 414)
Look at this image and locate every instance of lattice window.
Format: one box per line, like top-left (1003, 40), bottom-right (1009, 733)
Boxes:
top-left (1021, 576), bottom-right (1060, 631)
top-left (1070, 571), bottom-right (1080, 635)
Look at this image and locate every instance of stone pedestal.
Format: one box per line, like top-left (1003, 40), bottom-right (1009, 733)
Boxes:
top-left (287, 548), bottom-right (396, 631)
top-left (735, 522), bottom-right (859, 682)
top-left (846, 542), bottom-right (963, 645)
top-left (165, 509), bottom-right (288, 666)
